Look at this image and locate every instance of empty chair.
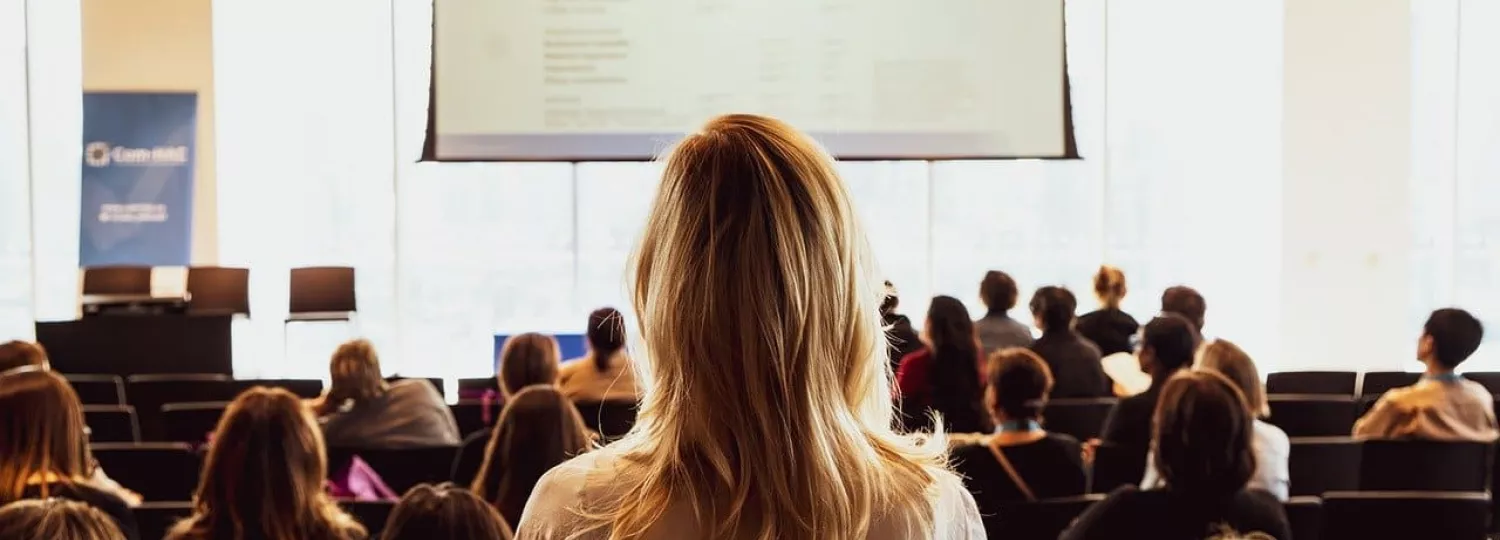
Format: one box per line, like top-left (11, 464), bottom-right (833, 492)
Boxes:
top-left (1360, 371), bottom-right (1421, 398)
top-left (1463, 372), bottom-right (1500, 395)
top-left (91, 442), bottom-right (202, 501)
top-left (82, 266), bottom-right (152, 295)
top-left (132, 501), bottom-right (193, 540)
top-left (83, 405), bottom-right (140, 443)
top-left (326, 446), bottom-right (460, 495)
top-left (1044, 398), bottom-right (1116, 441)
top-left (228, 378), bottom-right (323, 399)
top-left (574, 400), bottom-right (638, 441)
top-left (985, 495), bottom-right (1104, 540)
top-left (63, 374), bottom-right (125, 405)
top-left (1358, 440), bottom-right (1491, 491)
top-left (449, 400), bottom-right (499, 437)
top-left (1321, 491), bottom-right (1490, 540)
top-left (287, 266), bottom-right (356, 321)
top-left (1283, 496), bottom-right (1323, 540)
top-left (161, 402), bottom-right (230, 444)
top-left (126, 374), bottom-right (235, 441)
top-left (185, 266), bottom-right (251, 316)
top-left (450, 430), bottom-right (491, 486)
top-left (1089, 443), bottom-right (1147, 494)
top-left (1267, 371), bottom-right (1358, 396)
top-left (1266, 395), bottom-right (1358, 437)
top-left (1288, 437), bottom-right (1361, 497)
top-left (340, 500), bottom-right (396, 538)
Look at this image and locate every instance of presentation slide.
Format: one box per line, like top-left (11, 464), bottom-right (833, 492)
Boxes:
top-left (431, 0), bottom-right (1068, 161)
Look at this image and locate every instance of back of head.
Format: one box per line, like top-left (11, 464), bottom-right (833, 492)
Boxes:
top-left (986, 348), bottom-right (1053, 422)
top-left (1029, 286), bottom-right (1078, 333)
top-left (925, 296), bottom-right (986, 432)
top-left (1424, 308), bottom-right (1484, 370)
top-left (327, 339), bottom-right (385, 406)
top-left (0, 499), bottom-right (126, 540)
top-left (497, 333), bottom-right (560, 397)
top-left (1093, 266), bottom-right (1127, 309)
top-left (980, 271), bottom-right (1019, 314)
top-left (1161, 286), bottom-right (1206, 332)
top-left (1142, 314), bottom-right (1200, 377)
top-left (624, 114), bottom-right (938, 538)
top-left (0, 340), bottom-right (47, 374)
top-left (0, 371), bottom-right (88, 503)
top-left (472, 386), bottom-right (591, 525)
top-left (880, 280), bottom-right (900, 317)
top-left (383, 483), bottom-right (513, 540)
top-left (1153, 370), bottom-right (1256, 496)
top-left (1197, 340), bottom-right (1268, 418)
top-left (586, 307), bottom-right (627, 372)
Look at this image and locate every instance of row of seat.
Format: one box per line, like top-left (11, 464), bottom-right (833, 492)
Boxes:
top-left (132, 500), bottom-right (395, 540)
top-left (60, 373), bottom-right (497, 406)
top-left (1266, 370), bottom-right (1500, 397)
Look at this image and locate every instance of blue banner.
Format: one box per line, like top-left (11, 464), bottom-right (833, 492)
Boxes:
top-left (79, 92), bottom-right (197, 266)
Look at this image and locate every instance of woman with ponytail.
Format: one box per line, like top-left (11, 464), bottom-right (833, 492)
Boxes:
top-left (1076, 265), bottom-right (1140, 357)
top-left (558, 307), bottom-right (638, 402)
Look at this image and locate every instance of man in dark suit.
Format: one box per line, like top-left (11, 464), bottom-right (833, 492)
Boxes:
top-left (1099, 313), bottom-right (1200, 453)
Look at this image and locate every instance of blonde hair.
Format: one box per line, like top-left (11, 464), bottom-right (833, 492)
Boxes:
top-left (316, 339), bottom-right (387, 416)
top-left (1093, 265), bottom-right (1127, 309)
top-left (594, 114), bottom-right (943, 538)
top-left (1197, 339), bottom-right (1270, 418)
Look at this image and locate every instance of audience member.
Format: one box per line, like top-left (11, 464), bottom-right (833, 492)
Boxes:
top-left (881, 280), bottom-right (925, 375)
top-left (1099, 314), bottom-right (1199, 452)
top-left (976, 270), bottom-right (1033, 354)
top-left (1142, 340), bottom-right (1289, 501)
top-left (951, 348), bottom-right (1086, 515)
top-left (1062, 371), bottom-right (1291, 539)
top-left (1027, 286), bottom-right (1111, 398)
top-left (558, 307), bottom-right (638, 402)
top-left (168, 387), bottom-right (365, 540)
top-left (0, 498), bottom-right (126, 540)
top-left (1354, 308), bottom-right (1498, 441)
top-left (313, 339), bottom-right (460, 448)
top-left (497, 333), bottom-right (561, 398)
top-left (1160, 286), bottom-right (1207, 336)
top-left (0, 370), bottom-right (139, 540)
top-left (896, 296), bottom-right (992, 434)
top-left (0, 339), bottom-right (47, 374)
top-left (473, 386), bottom-right (593, 526)
top-left (517, 115), bottom-right (982, 538)
top-left (1075, 266), bottom-right (1140, 357)
top-left (382, 483), bottom-right (514, 540)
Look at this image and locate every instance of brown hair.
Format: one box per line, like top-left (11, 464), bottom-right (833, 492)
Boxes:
top-left (0, 340), bottom-right (48, 373)
top-left (1161, 286), bottom-right (1206, 332)
top-left (0, 498), bottom-right (126, 540)
top-left (169, 387), bottom-right (364, 540)
top-left (985, 348), bottom-right (1053, 422)
top-left (472, 386), bottom-right (592, 525)
top-left (0, 371), bottom-right (90, 504)
top-left (1198, 340), bottom-right (1269, 418)
top-left (496, 333), bottom-right (560, 398)
top-left (1152, 371), bottom-right (1256, 497)
top-left (315, 339), bottom-right (387, 416)
top-left (1093, 266), bottom-right (1127, 309)
top-left (586, 308), bottom-right (627, 372)
top-left (383, 483), bottom-right (513, 540)
top-left (980, 271), bottom-right (1020, 312)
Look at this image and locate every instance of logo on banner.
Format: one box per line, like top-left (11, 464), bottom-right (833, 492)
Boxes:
top-left (83, 141), bottom-right (190, 168)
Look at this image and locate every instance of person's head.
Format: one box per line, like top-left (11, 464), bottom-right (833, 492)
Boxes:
top-left (1093, 266), bottom-right (1127, 310)
top-left (0, 340), bottom-right (48, 374)
top-left (980, 271), bottom-right (1020, 315)
top-left (1419, 308), bottom-right (1485, 371)
top-left (0, 371), bottom-right (89, 504)
top-left (1153, 370), bottom-right (1256, 496)
top-left (1139, 314), bottom-right (1199, 381)
top-left (0, 498), bottom-right (126, 540)
top-left (383, 483), bottom-right (514, 540)
top-left (1161, 286), bottom-right (1206, 332)
top-left (472, 386), bottom-right (592, 526)
top-left (984, 348), bottom-right (1053, 424)
top-left (496, 333), bottom-right (560, 397)
top-left (1029, 286), bottom-right (1078, 333)
top-left (880, 280), bottom-right (900, 317)
top-left (924, 296), bottom-right (986, 432)
top-left (178, 387), bottom-right (362, 540)
top-left (325, 339), bottom-right (387, 408)
top-left (586, 307), bottom-right (627, 372)
top-left (623, 114), bottom-right (940, 538)
top-left (1197, 340), bottom-right (1268, 418)
top-left (925, 296), bottom-right (976, 352)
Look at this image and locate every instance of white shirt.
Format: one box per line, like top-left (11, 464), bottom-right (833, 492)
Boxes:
top-left (1140, 419), bottom-right (1291, 501)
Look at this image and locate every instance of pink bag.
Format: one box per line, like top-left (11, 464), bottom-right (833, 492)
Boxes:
top-left (326, 455), bottom-right (399, 501)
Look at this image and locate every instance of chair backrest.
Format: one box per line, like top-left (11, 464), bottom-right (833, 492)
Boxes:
top-left (91, 442), bottom-right (202, 501)
top-left (450, 430), bottom-right (492, 487)
top-left (1321, 491), bottom-right (1490, 540)
top-left (186, 266), bottom-right (250, 316)
top-left (1358, 440), bottom-right (1492, 492)
top-left (1266, 395), bottom-right (1358, 437)
top-left (1359, 371), bottom-right (1421, 398)
top-left (82, 266), bottom-right (152, 295)
top-left (132, 501), bottom-right (193, 540)
top-left (1267, 371), bottom-right (1358, 396)
top-left (63, 374), bottom-right (125, 405)
top-left (1089, 443), bottom-right (1147, 494)
top-left (457, 377), bottom-right (498, 399)
top-left (83, 405), bottom-right (140, 443)
top-left (449, 400), bottom-right (499, 438)
top-left (1462, 372), bottom-right (1500, 395)
top-left (1288, 437), bottom-right (1361, 497)
top-left (288, 266), bottom-right (356, 314)
top-left (228, 378), bottom-right (324, 399)
top-left (340, 500), bottom-right (396, 538)
top-left (126, 374), bottom-right (235, 441)
top-left (574, 400), bottom-right (639, 441)
top-left (985, 494), bottom-right (1105, 540)
top-left (1283, 496), bottom-right (1323, 540)
top-left (161, 402), bottom-right (231, 444)
top-left (326, 446), bottom-right (460, 495)
top-left (1044, 398), bottom-right (1117, 441)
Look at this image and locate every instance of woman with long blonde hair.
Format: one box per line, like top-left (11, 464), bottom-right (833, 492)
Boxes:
top-left (516, 115), bottom-right (983, 539)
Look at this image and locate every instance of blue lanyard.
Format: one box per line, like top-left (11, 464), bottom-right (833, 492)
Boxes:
top-left (1425, 372), bottom-right (1463, 383)
top-left (997, 419), bottom-right (1041, 433)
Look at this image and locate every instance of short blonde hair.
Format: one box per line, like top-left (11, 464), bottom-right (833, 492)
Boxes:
top-left (1197, 339), bottom-right (1269, 418)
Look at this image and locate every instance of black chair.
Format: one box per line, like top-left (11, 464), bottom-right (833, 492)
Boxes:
top-left (327, 446), bottom-right (460, 495)
top-left (64, 374), bottom-right (125, 405)
top-left (341, 500), bottom-right (396, 538)
top-left (161, 402), bottom-right (230, 444)
top-left (186, 266), bottom-right (250, 316)
top-left (1266, 395), bottom-right (1358, 437)
top-left (1358, 440), bottom-right (1491, 491)
top-left (1359, 371), bottom-right (1421, 398)
top-left (92, 443), bottom-right (201, 502)
top-left (132, 501), bottom-right (193, 540)
top-left (458, 377), bottom-right (499, 397)
top-left (1284, 496), bottom-right (1323, 540)
top-left (83, 405), bottom-right (140, 442)
top-left (450, 400), bottom-right (499, 438)
top-left (1044, 398), bottom-right (1116, 441)
top-left (985, 495), bottom-right (1104, 540)
top-left (1089, 443), bottom-right (1147, 494)
top-left (1463, 372), bottom-right (1500, 395)
top-left (287, 266), bottom-right (356, 321)
top-left (574, 400), bottom-right (638, 441)
top-left (1322, 491), bottom-right (1490, 540)
top-left (229, 378), bottom-right (323, 399)
top-left (1267, 371), bottom-right (1358, 396)
top-left (82, 266), bottom-right (152, 295)
top-left (451, 430), bottom-right (492, 486)
top-left (1288, 437), bottom-right (1361, 497)
top-left (126, 374), bottom-right (236, 441)
top-left (387, 376), bottom-right (446, 398)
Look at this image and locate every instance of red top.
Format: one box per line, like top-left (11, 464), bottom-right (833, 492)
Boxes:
top-left (896, 348), bottom-right (986, 407)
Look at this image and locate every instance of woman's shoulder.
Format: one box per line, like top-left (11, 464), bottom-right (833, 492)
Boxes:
top-left (1252, 420), bottom-right (1291, 452)
top-left (517, 447), bottom-right (619, 531)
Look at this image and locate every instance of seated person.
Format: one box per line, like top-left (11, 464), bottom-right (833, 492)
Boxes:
top-left (1099, 314), bottom-right (1199, 453)
top-left (383, 483), bottom-right (513, 540)
top-left (976, 270), bottom-right (1034, 354)
top-left (1160, 285), bottom-right (1208, 339)
top-left (1028, 286), bottom-right (1111, 398)
top-left (882, 281), bottom-right (925, 375)
top-left (558, 308), bottom-right (639, 402)
top-left (314, 339), bottom-right (460, 448)
top-left (951, 348), bottom-right (1086, 515)
top-left (896, 296), bottom-right (991, 434)
top-left (1354, 308), bottom-right (1498, 441)
top-left (1076, 266), bottom-right (1140, 357)
top-left (473, 386), bottom-right (594, 526)
top-left (0, 498), bottom-right (127, 540)
top-left (498, 333), bottom-right (562, 398)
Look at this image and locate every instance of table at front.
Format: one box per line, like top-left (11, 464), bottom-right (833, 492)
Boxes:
top-left (35, 315), bottom-right (233, 375)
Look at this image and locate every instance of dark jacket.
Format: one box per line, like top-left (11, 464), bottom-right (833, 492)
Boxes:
top-left (1076, 308), bottom-right (1140, 357)
top-left (1029, 331), bottom-right (1111, 398)
top-left (884, 313), bottom-right (924, 375)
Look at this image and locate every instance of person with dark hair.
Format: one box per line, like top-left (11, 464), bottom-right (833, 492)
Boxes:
top-left (0, 498), bottom-right (127, 540)
top-left (1354, 308), bottom-right (1497, 441)
top-left (382, 483), bottom-right (513, 540)
top-left (558, 308), bottom-right (639, 402)
top-left (1027, 286), bottom-right (1111, 398)
top-left (896, 296), bottom-right (992, 433)
top-left (1062, 370), bottom-right (1290, 539)
top-left (0, 340), bottom-right (48, 374)
top-left (1160, 286), bottom-right (1207, 334)
top-left (1076, 266), bottom-right (1140, 357)
top-left (976, 271), bottom-right (1034, 354)
top-left (881, 280), bottom-right (925, 375)
top-left (951, 348), bottom-right (1085, 515)
top-left (473, 386), bottom-right (593, 526)
top-left (1099, 314), bottom-right (1200, 453)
